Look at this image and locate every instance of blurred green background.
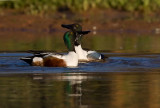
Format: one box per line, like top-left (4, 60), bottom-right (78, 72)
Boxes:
top-left (1, 0), bottom-right (160, 14)
top-left (0, 0), bottom-right (160, 53)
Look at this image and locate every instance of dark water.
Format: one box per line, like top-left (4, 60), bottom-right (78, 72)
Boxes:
top-left (1, 33), bottom-right (160, 108)
top-left (1, 33), bottom-right (160, 53)
top-left (1, 52), bottom-right (160, 108)
top-left (1, 72), bottom-right (160, 108)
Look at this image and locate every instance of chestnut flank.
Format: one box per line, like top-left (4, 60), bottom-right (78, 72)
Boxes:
top-left (43, 57), bottom-right (66, 67)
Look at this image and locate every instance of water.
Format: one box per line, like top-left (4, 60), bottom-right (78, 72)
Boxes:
top-left (1, 33), bottom-right (160, 53)
top-left (1, 52), bottom-right (160, 73)
top-left (0, 52), bottom-right (160, 108)
top-left (0, 73), bottom-right (160, 108)
top-left (1, 33), bottom-right (160, 108)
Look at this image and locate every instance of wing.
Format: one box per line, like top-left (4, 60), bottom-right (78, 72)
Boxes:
top-left (87, 51), bottom-right (105, 61)
top-left (27, 50), bottom-right (56, 57)
top-left (44, 53), bottom-right (64, 59)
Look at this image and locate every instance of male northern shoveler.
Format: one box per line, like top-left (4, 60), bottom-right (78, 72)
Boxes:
top-left (21, 31), bottom-right (79, 67)
top-left (61, 23), bottom-right (105, 62)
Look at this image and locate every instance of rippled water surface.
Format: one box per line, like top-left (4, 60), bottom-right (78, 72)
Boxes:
top-left (1, 33), bottom-right (160, 108)
top-left (1, 52), bottom-right (160, 108)
top-left (1, 52), bottom-right (160, 73)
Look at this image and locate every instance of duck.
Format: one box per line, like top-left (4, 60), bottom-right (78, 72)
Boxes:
top-left (20, 31), bottom-right (79, 67)
top-left (61, 23), bottom-right (105, 62)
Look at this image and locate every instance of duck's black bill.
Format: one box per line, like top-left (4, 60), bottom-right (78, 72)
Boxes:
top-left (61, 24), bottom-right (73, 29)
top-left (77, 31), bottom-right (90, 35)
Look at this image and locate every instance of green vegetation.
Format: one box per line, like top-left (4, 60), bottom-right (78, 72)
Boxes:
top-left (0, 0), bottom-right (160, 15)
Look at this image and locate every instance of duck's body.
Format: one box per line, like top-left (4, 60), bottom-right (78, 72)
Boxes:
top-left (21, 31), bottom-right (79, 67)
top-left (75, 45), bottom-right (105, 62)
top-left (62, 23), bottom-right (106, 62)
top-left (21, 51), bottom-right (78, 67)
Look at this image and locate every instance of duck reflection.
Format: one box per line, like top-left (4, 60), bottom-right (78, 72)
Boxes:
top-left (32, 73), bottom-right (91, 108)
top-left (31, 72), bottom-right (160, 108)
top-left (64, 73), bottom-right (87, 108)
top-left (0, 73), bottom-right (160, 108)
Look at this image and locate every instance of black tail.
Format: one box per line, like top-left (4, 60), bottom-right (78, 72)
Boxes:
top-left (101, 54), bottom-right (107, 61)
top-left (20, 56), bottom-right (33, 65)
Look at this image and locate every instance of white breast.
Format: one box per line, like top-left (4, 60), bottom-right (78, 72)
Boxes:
top-left (63, 51), bottom-right (78, 67)
top-left (75, 45), bottom-right (88, 61)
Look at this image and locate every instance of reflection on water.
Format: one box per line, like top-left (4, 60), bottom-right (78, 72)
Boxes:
top-left (1, 32), bottom-right (160, 108)
top-left (0, 72), bottom-right (160, 108)
top-left (1, 33), bottom-right (160, 53)
top-left (0, 53), bottom-right (160, 108)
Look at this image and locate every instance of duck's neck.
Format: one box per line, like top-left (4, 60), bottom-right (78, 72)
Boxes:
top-left (64, 31), bottom-right (75, 52)
top-left (74, 45), bottom-right (88, 60)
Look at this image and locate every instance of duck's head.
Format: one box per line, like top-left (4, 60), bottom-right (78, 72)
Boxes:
top-left (61, 23), bottom-right (82, 32)
top-left (62, 23), bottom-right (90, 45)
top-left (63, 30), bottom-right (90, 51)
top-left (74, 31), bottom-right (90, 46)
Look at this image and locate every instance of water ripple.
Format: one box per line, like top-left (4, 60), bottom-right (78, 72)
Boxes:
top-left (0, 53), bottom-right (160, 74)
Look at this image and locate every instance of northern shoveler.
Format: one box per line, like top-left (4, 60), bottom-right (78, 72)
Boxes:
top-left (20, 31), bottom-right (79, 67)
top-left (61, 23), bottom-right (105, 62)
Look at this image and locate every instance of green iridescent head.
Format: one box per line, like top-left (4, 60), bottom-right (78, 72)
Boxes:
top-left (63, 31), bottom-right (75, 51)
